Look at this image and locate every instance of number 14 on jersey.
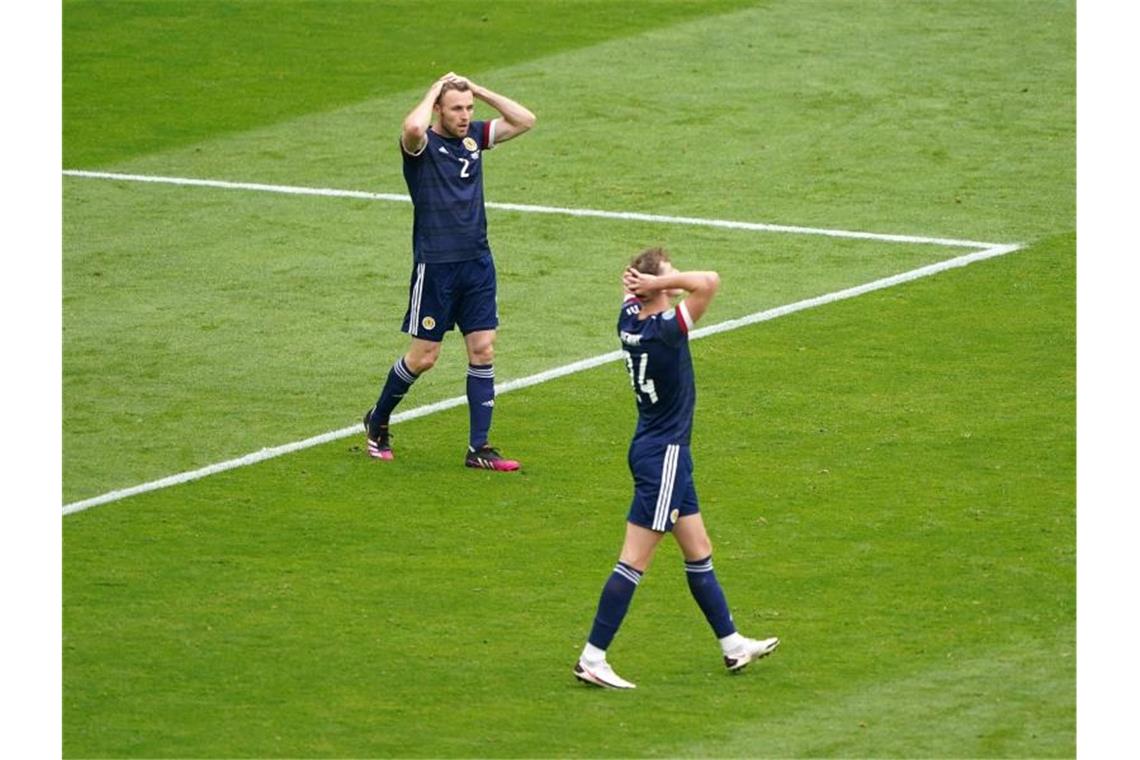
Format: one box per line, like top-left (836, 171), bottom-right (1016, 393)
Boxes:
top-left (623, 350), bottom-right (658, 404)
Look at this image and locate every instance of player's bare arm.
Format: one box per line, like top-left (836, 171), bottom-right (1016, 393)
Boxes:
top-left (450, 74), bottom-right (536, 144)
top-left (623, 267), bottom-right (721, 324)
top-left (401, 73), bottom-right (456, 154)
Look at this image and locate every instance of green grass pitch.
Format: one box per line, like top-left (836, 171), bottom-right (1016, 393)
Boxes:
top-left (63, 0), bottom-right (1074, 756)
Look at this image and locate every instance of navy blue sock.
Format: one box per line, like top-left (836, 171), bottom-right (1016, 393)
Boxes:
top-left (370, 358), bottom-right (418, 437)
top-left (466, 363), bottom-right (495, 448)
top-left (587, 562), bottom-right (643, 650)
top-left (685, 555), bottom-right (737, 638)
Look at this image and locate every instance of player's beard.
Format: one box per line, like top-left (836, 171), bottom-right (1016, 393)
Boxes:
top-left (441, 117), bottom-right (468, 139)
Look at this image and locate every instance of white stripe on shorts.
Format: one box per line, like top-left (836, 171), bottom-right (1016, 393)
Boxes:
top-left (409, 263), bottom-right (426, 336)
top-left (653, 444), bottom-right (680, 531)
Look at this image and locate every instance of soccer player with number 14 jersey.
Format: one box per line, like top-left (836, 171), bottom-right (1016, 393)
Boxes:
top-left (573, 248), bottom-right (779, 689)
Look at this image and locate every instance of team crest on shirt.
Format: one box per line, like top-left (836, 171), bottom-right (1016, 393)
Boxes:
top-left (421, 316), bottom-right (436, 331)
top-left (670, 509), bottom-right (680, 524)
top-left (463, 137), bottom-right (478, 152)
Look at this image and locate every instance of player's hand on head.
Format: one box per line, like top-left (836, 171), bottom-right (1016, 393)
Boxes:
top-left (436, 72), bottom-right (462, 88)
top-left (621, 267), bottom-right (639, 293)
top-left (623, 267), bottom-right (656, 297)
top-left (621, 267), bottom-right (640, 291)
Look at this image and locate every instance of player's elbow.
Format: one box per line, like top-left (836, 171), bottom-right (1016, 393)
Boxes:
top-left (704, 271), bottom-right (721, 294)
top-left (402, 120), bottom-right (426, 142)
top-left (515, 110), bottom-right (537, 132)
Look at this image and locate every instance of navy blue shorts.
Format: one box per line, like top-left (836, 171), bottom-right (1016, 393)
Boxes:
top-left (401, 254), bottom-right (498, 342)
top-left (627, 442), bottom-right (699, 533)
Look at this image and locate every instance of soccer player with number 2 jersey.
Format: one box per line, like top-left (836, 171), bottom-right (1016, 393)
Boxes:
top-left (364, 72), bottom-right (535, 471)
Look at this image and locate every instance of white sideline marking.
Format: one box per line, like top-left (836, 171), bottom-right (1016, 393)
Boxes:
top-left (63, 169), bottom-right (1005, 249)
top-left (61, 242), bottom-right (1020, 516)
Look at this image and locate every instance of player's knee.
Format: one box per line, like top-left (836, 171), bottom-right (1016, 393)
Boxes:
top-left (406, 348), bottom-right (440, 374)
top-left (688, 536), bottom-right (712, 560)
top-left (414, 356), bottom-right (438, 374)
top-left (619, 550), bottom-right (652, 573)
top-left (677, 528), bottom-right (712, 560)
top-left (469, 341), bottom-right (494, 365)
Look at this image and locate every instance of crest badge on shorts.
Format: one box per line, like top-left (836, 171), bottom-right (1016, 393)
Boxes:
top-left (670, 508), bottom-right (680, 525)
top-left (422, 316), bottom-right (436, 331)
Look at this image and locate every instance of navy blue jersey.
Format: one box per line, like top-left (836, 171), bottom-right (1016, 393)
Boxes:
top-left (401, 120), bottom-right (495, 263)
top-left (618, 295), bottom-right (696, 445)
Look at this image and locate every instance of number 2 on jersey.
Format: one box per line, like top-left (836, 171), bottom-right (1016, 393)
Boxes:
top-left (459, 158), bottom-right (471, 178)
top-left (623, 350), bottom-right (658, 404)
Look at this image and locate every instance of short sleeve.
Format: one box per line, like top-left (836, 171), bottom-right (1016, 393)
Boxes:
top-left (656, 306), bottom-right (690, 347)
top-left (400, 132), bottom-right (428, 160)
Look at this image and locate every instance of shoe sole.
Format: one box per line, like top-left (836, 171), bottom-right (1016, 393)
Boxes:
top-left (465, 460), bottom-right (520, 471)
top-left (725, 638), bottom-right (780, 673)
top-left (573, 663), bottom-right (635, 689)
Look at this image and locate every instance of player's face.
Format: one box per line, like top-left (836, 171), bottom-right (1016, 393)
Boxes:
top-left (435, 90), bottom-right (476, 138)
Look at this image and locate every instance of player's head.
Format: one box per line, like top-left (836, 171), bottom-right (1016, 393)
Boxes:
top-left (629, 247), bottom-right (679, 301)
top-left (630, 246), bottom-right (672, 275)
top-left (434, 81), bottom-right (475, 138)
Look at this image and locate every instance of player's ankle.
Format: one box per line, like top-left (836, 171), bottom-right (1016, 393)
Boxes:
top-left (718, 632), bottom-right (745, 654)
top-left (581, 642), bottom-right (607, 665)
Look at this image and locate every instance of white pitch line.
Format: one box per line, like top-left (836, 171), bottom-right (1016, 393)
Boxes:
top-left (62, 169), bottom-right (1004, 249)
top-left (63, 169), bottom-right (412, 205)
top-left (693, 242), bottom-right (1024, 339)
top-left (61, 241), bottom-right (1021, 516)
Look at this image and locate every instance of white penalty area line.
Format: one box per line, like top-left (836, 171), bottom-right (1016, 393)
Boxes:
top-left (62, 169), bottom-right (1006, 250)
top-left (61, 241), bottom-right (1020, 516)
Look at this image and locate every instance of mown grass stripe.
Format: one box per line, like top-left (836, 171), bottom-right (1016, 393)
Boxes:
top-left (62, 169), bottom-right (1006, 249)
top-left (61, 242), bottom-right (1020, 516)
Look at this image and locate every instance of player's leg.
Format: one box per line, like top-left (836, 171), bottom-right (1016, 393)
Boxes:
top-left (674, 511), bottom-right (779, 672)
top-left (668, 450), bottom-right (733, 633)
top-left (374, 337), bottom-right (441, 422)
top-left (575, 442), bottom-right (675, 688)
top-left (673, 512), bottom-right (734, 637)
top-left (460, 328), bottom-right (517, 469)
top-left (463, 327), bottom-right (497, 447)
top-left (457, 255), bottom-right (518, 471)
top-left (364, 338), bottom-right (440, 459)
top-left (575, 522), bottom-right (663, 689)
top-left (364, 262), bottom-right (451, 460)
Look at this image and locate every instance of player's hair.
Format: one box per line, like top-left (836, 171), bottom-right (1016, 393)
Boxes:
top-left (436, 80), bottom-right (472, 105)
top-left (629, 246), bottom-right (671, 275)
